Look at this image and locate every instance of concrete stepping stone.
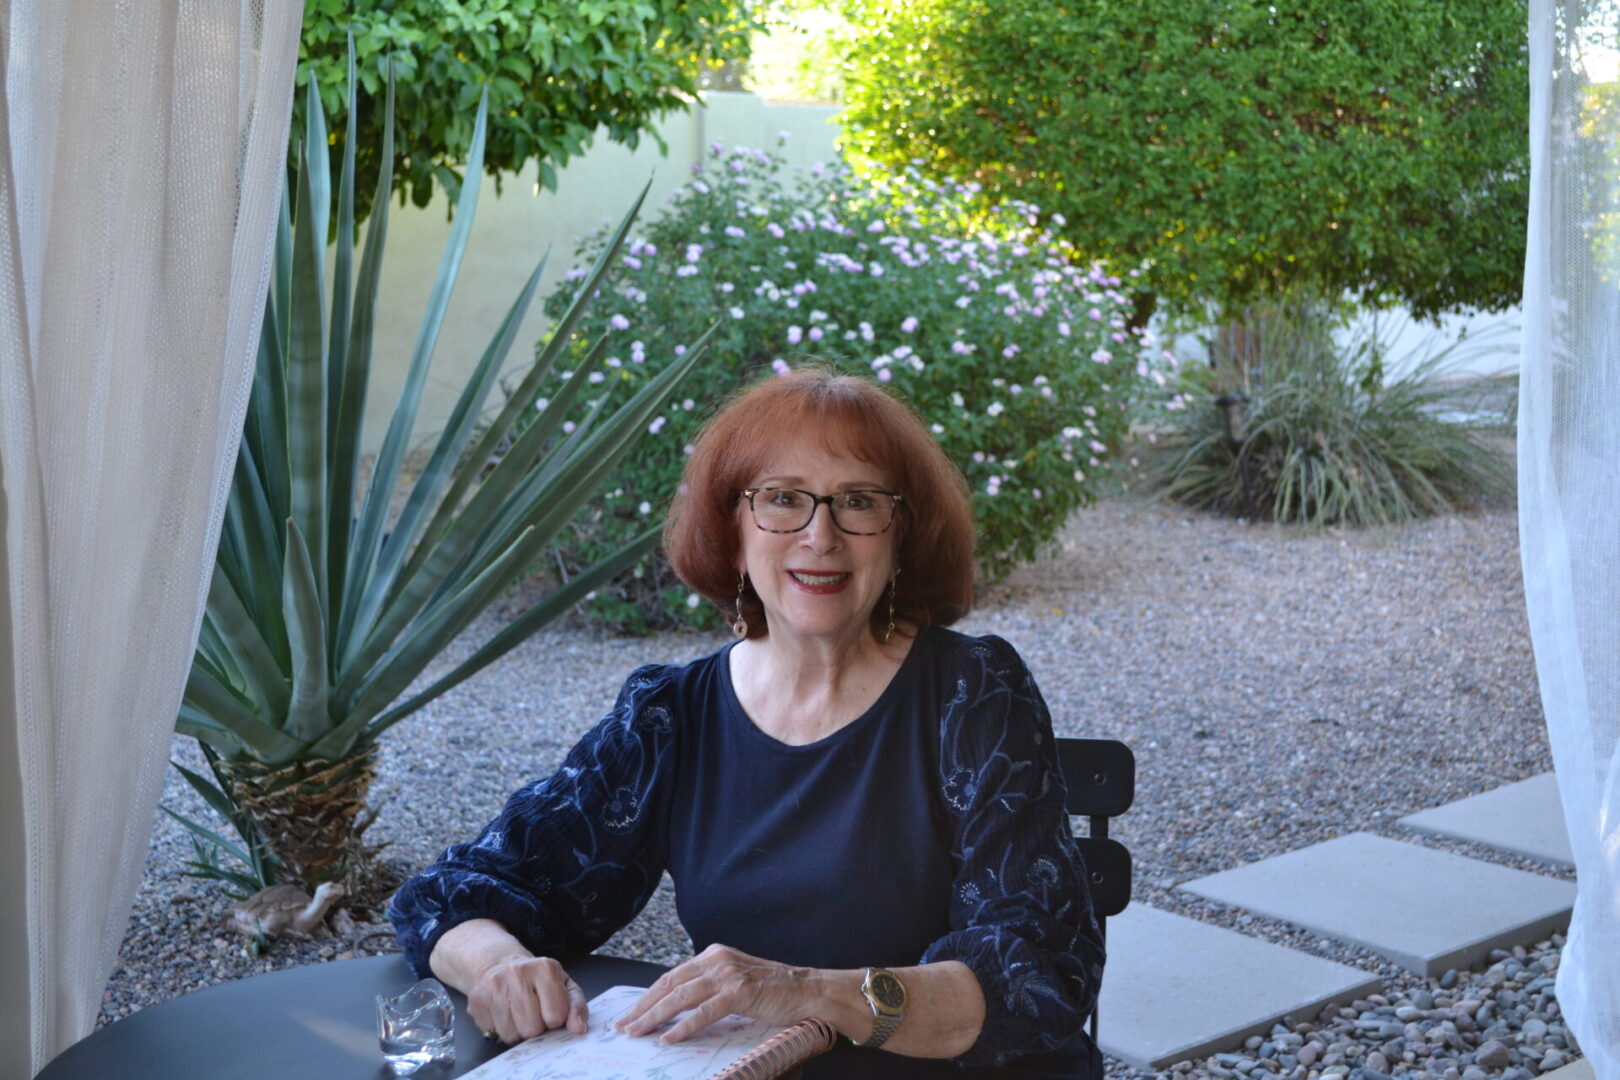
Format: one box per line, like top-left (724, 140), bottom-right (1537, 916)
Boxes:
top-left (1542, 1058), bottom-right (1594, 1080)
top-left (1178, 832), bottom-right (1575, 975)
top-left (1399, 772), bottom-right (1573, 869)
top-left (1097, 904), bottom-right (1379, 1070)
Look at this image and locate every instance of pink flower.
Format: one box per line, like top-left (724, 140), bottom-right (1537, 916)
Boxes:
top-left (901, 316), bottom-right (919, 333)
top-left (772, 359), bottom-right (791, 376)
top-left (877, 368), bottom-right (892, 382)
top-left (1058, 322), bottom-right (1071, 337)
top-left (808, 327), bottom-right (824, 341)
top-left (649, 416), bottom-right (667, 435)
top-left (787, 325), bottom-right (803, 344)
top-left (609, 314), bottom-right (630, 331)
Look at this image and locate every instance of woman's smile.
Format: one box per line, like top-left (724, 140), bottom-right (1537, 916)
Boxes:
top-left (786, 569), bottom-right (852, 592)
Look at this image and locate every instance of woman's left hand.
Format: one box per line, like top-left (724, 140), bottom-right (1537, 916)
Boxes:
top-left (615, 943), bottom-right (829, 1044)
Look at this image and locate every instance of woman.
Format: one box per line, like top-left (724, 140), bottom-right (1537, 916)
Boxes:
top-left (390, 367), bottom-right (1105, 1077)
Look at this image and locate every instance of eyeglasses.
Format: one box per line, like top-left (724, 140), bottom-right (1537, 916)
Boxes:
top-left (740, 487), bottom-right (904, 535)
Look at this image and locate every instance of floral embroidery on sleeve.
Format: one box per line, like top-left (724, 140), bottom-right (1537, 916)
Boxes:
top-left (920, 636), bottom-right (1105, 1068)
top-left (389, 664), bottom-right (680, 976)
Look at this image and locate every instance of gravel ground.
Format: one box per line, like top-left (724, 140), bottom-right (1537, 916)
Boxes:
top-left (104, 491), bottom-right (1569, 1078)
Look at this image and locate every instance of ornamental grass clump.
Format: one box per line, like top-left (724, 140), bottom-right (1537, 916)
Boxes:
top-left (537, 142), bottom-right (1169, 631)
top-left (1150, 301), bottom-right (1513, 527)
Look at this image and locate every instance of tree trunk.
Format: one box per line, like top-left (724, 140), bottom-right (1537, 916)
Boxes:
top-left (216, 748), bottom-right (390, 902)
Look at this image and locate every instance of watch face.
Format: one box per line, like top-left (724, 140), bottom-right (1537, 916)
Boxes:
top-left (869, 971), bottom-right (906, 1011)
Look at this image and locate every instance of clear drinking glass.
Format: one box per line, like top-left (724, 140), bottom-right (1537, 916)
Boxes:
top-left (376, 977), bottom-right (456, 1075)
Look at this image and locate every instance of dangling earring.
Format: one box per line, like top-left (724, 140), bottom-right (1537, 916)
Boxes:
top-left (884, 566), bottom-right (900, 643)
top-left (733, 571), bottom-right (749, 638)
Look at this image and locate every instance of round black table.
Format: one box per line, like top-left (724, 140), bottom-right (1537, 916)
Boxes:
top-left (38, 953), bottom-right (667, 1079)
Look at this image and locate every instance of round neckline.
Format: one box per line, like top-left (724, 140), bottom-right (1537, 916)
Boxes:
top-left (719, 628), bottom-right (934, 753)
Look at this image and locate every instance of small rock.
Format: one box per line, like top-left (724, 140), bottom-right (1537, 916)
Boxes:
top-left (1476, 1039), bottom-right (1512, 1070)
top-left (1297, 1043), bottom-right (1321, 1068)
top-left (1366, 1050), bottom-right (1390, 1072)
top-left (1413, 991), bottom-right (1435, 1009)
top-left (1540, 1051), bottom-right (1567, 1071)
top-left (1463, 1068), bottom-right (1488, 1080)
top-left (1522, 1018), bottom-right (1549, 1042)
top-left (1396, 1006), bottom-right (1423, 1022)
top-left (1440, 969), bottom-right (1459, 989)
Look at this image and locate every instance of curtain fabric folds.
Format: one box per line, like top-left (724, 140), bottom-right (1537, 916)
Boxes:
top-left (0, 3), bottom-right (303, 1075)
top-left (1521, 2), bottom-right (1620, 1076)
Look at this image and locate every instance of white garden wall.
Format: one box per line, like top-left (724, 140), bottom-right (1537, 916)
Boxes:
top-left (362, 92), bottom-right (841, 456)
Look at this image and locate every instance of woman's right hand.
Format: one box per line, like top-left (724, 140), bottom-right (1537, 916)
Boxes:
top-left (428, 919), bottom-right (589, 1043)
top-left (468, 953), bottom-right (589, 1043)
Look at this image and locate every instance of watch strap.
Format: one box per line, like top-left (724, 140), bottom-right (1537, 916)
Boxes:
top-left (852, 1011), bottom-right (901, 1050)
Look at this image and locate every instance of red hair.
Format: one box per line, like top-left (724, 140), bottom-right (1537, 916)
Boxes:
top-left (664, 366), bottom-right (975, 638)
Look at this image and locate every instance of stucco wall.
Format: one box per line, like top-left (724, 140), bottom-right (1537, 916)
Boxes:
top-left (361, 92), bottom-right (841, 456)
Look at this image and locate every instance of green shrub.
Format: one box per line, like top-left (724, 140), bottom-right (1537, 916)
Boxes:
top-left (537, 143), bottom-right (1167, 631)
top-left (299, 0), bottom-right (760, 221)
top-left (1149, 301), bottom-right (1514, 527)
top-left (837, 0), bottom-right (1529, 322)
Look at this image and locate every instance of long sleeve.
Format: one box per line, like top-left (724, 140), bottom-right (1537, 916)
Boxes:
top-left (389, 664), bottom-right (682, 977)
top-left (919, 635), bottom-right (1105, 1069)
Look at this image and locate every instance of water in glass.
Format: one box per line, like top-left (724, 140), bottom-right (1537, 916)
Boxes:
top-left (376, 977), bottom-right (455, 1075)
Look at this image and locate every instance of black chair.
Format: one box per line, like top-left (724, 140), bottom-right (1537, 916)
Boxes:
top-left (1055, 737), bottom-right (1135, 1045)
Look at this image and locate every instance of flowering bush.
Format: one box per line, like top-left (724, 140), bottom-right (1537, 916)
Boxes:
top-left (537, 142), bottom-right (1169, 630)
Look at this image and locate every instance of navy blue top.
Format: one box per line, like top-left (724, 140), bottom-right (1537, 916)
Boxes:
top-left (389, 627), bottom-right (1104, 1077)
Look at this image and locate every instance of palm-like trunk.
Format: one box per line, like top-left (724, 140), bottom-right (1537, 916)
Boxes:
top-left (217, 749), bottom-right (386, 899)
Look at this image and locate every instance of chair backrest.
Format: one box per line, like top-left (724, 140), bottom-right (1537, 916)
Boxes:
top-left (1055, 736), bottom-right (1135, 1047)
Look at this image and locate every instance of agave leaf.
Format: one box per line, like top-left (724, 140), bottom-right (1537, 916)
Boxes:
top-left (245, 287), bottom-right (289, 534)
top-left (405, 181), bottom-right (654, 576)
top-left (332, 524), bottom-right (537, 744)
top-left (159, 806), bottom-right (258, 878)
top-left (433, 333), bottom-right (713, 611)
top-left (229, 440), bottom-right (288, 665)
top-left (334, 356), bottom-right (604, 706)
top-left (204, 563), bottom-right (289, 716)
top-left (359, 248), bottom-right (549, 638)
top-left (171, 758), bottom-right (251, 836)
top-left (288, 75), bottom-right (332, 609)
top-left (340, 87), bottom-right (489, 669)
top-left (274, 179), bottom-right (292, 339)
top-left (388, 338), bottom-right (603, 623)
top-left (329, 61), bottom-right (395, 653)
top-left (177, 703), bottom-right (241, 747)
top-left (340, 325), bottom-right (710, 711)
top-left (181, 669), bottom-right (303, 763)
top-left (326, 43), bottom-right (360, 609)
top-left (368, 524), bottom-right (663, 737)
top-left (282, 518), bottom-right (332, 744)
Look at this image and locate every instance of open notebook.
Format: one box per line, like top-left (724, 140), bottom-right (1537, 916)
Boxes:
top-left (459, 985), bottom-right (838, 1080)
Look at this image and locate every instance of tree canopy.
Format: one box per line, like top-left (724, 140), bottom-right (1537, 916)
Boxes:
top-left (837, 0), bottom-right (1529, 320)
top-left (299, 0), bottom-right (760, 218)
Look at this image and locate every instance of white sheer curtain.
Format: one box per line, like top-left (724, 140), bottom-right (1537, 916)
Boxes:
top-left (1522, 2), bottom-right (1620, 1077)
top-left (0, 3), bottom-right (303, 1075)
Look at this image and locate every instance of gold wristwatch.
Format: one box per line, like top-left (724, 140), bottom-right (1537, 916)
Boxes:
top-left (851, 967), bottom-right (907, 1050)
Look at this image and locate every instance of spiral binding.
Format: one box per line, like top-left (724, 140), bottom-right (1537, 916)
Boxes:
top-left (710, 1016), bottom-right (838, 1080)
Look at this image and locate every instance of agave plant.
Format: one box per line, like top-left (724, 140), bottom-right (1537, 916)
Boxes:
top-left (1153, 300), bottom-right (1512, 527)
top-left (170, 57), bottom-right (711, 899)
